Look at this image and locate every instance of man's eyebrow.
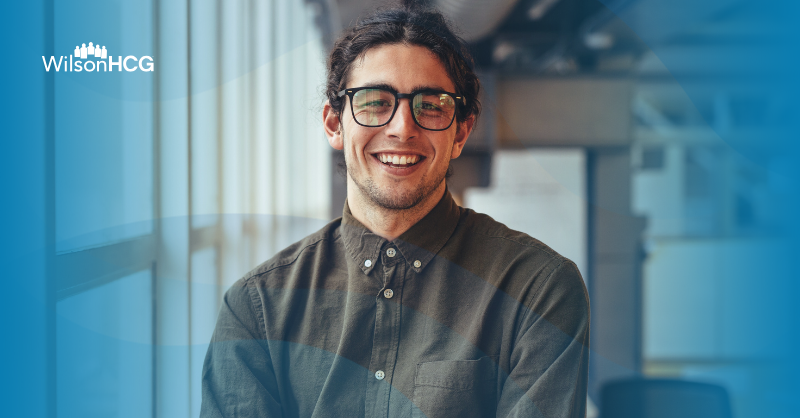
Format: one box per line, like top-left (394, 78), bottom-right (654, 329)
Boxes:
top-left (356, 83), bottom-right (452, 93)
top-left (410, 84), bottom-right (450, 92)
top-left (359, 82), bottom-right (396, 91)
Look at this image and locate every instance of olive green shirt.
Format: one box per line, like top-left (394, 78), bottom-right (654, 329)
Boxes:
top-left (201, 191), bottom-right (590, 418)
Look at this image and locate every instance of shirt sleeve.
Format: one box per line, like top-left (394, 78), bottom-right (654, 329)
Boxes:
top-left (497, 258), bottom-right (590, 418)
top-left (200, 279), bottom-right (283, 418)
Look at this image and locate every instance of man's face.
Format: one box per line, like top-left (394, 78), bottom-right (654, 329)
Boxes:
top-left (324, 44), bottom-right (472, 211)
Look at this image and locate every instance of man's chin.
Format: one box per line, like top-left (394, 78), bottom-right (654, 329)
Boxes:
top-left (347, 165), bottom-right (446, 212)
top-left (367, 189), bottom-right (425, 211)
top-left (357, 180), bottom-right (436, 211)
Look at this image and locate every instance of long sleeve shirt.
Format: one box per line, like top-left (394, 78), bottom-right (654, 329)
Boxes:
top-left (201, 191), bottom-right (590, 418)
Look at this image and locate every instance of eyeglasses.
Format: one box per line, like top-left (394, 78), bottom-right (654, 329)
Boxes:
top-left (338, 87), bottom-right (464, 131)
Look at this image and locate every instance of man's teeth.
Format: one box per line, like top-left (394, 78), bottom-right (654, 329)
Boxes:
top-left (378, 154), bottom-right (419, 165)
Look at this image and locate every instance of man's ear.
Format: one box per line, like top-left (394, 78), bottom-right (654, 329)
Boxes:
top-left (323, 102), bottom-right (343, 150)
top-left (450, 115), bottom-right (475, 159)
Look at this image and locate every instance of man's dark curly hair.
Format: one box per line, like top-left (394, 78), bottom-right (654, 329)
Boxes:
top-left (325, 6), bottom-right (481, 125)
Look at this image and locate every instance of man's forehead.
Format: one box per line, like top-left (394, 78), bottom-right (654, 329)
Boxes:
top-left (347, 44), bottom-right (456, 91)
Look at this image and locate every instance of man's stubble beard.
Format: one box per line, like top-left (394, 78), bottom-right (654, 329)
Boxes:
top-left (344, 152), bottom-right (450, 211)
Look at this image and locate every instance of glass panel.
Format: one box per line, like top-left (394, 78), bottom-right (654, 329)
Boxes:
top-left (57, 269), bottom-right (154, 417)
top-left (54, 0), bottom-right (154, 252)
top-left (190, 0), bottom-right (220, 229)
top-left (190, 247), bottom-right (219, 417)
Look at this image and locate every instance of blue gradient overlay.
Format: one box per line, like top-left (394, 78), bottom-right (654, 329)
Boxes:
top-left (2, 0), bottom-right (798, 417)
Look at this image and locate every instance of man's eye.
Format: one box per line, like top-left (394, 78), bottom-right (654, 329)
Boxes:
top-left (416, 102), bottom-right (443, 112)
top-left (364, 100), bottom-right (392, 108)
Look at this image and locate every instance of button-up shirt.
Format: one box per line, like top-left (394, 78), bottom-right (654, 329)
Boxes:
top-left (201, 191), bottom-right (589, 418)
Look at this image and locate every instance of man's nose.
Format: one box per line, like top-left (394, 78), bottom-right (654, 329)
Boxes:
top-left (385, 98), bottom-right (419, 140)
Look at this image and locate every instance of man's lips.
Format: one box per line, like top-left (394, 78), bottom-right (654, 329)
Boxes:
top-left (372, 152), bottom-right (425, 167)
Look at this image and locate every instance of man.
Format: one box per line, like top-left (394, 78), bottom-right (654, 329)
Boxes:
top-left (202, 6), bottom-right (589, 418)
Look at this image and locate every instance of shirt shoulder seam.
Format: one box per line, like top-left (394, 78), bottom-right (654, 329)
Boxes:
top-left (240, 232), bottom-right (336, 339)
top-left (244, 277), bottom-right (269, 341)
top-left (470, 226), bottom-right (559, 259)
top-left (243, 234), bottom-right (332, 281)
top-left (512, 255), bottom-right (575, 360)
top-left (531, 255), bottom-right (566, 303)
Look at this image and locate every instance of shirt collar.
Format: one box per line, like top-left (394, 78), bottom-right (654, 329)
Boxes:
top-left (341, 190), bottom-right (461, 274)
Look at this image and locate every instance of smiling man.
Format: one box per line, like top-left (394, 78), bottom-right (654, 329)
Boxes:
top-left (325, 42), bottom-right (472, 241)
top-left (201, 6), bottom-right (589, 418)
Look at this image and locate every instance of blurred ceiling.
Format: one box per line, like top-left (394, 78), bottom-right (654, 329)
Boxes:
top-left (319, 0), bottom-right (645, 73)
top-left (315, 0), bottom-right (762, 76)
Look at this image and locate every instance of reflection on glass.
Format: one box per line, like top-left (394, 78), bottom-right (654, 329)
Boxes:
top-left (57, 270), bottom-right (153, 417)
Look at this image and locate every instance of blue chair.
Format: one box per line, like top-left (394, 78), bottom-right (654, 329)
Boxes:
top-left (600, 378), bottom-right (732, 418)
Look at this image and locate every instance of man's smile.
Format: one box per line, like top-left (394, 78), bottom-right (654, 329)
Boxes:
top-left (372, 152), bottom-right (425, 168)
top-left (368, 150), bottom-right (427, 177)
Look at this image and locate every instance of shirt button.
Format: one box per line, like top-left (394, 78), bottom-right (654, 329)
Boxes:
top-left (386, 248), bottom-right (396, 257)
top-left (383, 289), bottom-right (394, 299)
top-left (375, 370), bottom-right (385, 380)
top-left (364, 259), bottom-right (372, 267)
top-left (414, 260), bottom-right (421, 268)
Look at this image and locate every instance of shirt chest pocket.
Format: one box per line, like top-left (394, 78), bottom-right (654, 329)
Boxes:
top-left (411, 356), bottom-right (499, 418)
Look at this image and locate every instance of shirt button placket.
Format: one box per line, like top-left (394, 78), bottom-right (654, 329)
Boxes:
top-left (365, 247), bottom-right (402, 416)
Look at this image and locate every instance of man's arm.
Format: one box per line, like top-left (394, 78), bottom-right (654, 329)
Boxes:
top-left (201, 279), bottom-right (283, 418)
top-left (497, 259), bottom-right (590, 418)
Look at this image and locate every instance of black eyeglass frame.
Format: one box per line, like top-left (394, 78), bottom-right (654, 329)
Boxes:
top-left (337, 87), bottom-right (466, 131)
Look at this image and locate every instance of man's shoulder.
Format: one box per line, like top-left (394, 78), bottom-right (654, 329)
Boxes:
top-left (239, 217), bottom-right (343, 284)
top-left (459, 207), bottom-right (562, 260)
top-left (455, 208), bottom-right (584, 297)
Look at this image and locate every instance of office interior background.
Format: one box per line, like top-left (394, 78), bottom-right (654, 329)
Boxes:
top-left (5, 0), bottom-right (798, 417)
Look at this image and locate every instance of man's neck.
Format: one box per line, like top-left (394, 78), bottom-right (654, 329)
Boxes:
top-left (346, 180), bottom-right (446, 242)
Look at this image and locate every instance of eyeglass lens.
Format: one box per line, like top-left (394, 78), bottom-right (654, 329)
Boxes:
top-left (352, 88), bottom-right (456, 130)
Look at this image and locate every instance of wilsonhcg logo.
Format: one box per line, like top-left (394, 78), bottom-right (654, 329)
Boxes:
top-left (43, 42), bottom-right (154, 72)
